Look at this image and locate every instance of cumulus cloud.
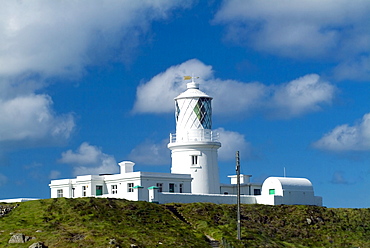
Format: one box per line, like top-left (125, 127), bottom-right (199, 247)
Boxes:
top-left (0, 93), bottom-right (74, 143)
top-left (133, 59), bottom-right (213, 113)
top-left (213, 0), bottom-right (370, 80)
top-left (133, 59), bottom-right (266, 115)
top-left (333, 56), bottom-right (370, 81)
top-left (128, 139), bottom-right (170, 166)
top-left (313, 113), bottom-right (370, 151)
top-left (133, 59), bottom-right (336, 119)
top-left (127, 128), bottom-right (252, 164)
top-left (206, 79), bottom-right (267, 116)
top-left (0, 1), bottom-right (192, 77)
top-left (270, 74), bottom-right (335, 118)
top-left (59, 142), bottom-right (119, 176)
top-left (0, 1), bottom-right (192, 152)
top-left (216, 128), bottom-right (252, 161)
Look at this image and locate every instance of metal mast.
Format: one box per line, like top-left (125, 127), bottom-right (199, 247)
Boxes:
top-left (236, 151), bottom-right (241, 240)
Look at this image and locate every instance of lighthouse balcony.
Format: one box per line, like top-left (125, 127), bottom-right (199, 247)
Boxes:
top-left (169, 130), bottom-right (220, 143)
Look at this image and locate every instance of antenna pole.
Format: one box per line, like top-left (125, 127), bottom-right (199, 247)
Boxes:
top-left (236, 151), bottom-right (241, 240)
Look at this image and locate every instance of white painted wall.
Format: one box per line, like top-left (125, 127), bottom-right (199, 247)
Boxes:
top-left (50, 170), bottom-right (192, 202)
top-left (154, 192), bottom-right (257, 204)
top-left (169, 142), bottom-right (220, 194)
top-left (228, 175), bottom-right (252, 184)
top-left (220, 183), bottom-right (262, 196)
top-left (49, 179), bottom-right (73, 198)
top-left (257, 177), bottom-right (322, 206)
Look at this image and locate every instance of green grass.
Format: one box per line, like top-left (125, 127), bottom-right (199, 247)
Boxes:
top-left (0, 198), bottom-right (208, 247)
top-left (176, 203), bottom-right (370, 247)
top-left (1, 199), bottom-right (370, 247)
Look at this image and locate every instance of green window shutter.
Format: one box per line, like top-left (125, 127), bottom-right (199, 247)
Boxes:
top-left (269, 189), bottom-right (275, 195)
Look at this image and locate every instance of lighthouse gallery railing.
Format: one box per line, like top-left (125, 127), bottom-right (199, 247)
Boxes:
top-left (169, 130), bottom-right (220, 143)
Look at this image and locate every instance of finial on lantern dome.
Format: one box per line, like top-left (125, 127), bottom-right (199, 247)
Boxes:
top-left (183, 75), bottom-right (200, 89)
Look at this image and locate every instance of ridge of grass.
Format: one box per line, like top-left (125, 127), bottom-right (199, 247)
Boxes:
top-left (1, 198), bottom-right (370, 247)
top-left (0, 198), bottom-right (208, 247)
top-left (176, 203), bottom-right (370, 247)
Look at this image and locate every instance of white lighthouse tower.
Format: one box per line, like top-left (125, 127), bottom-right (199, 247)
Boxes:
top-left (168, 77), bottom-right (221, 194)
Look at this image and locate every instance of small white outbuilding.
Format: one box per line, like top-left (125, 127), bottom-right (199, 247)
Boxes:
top-left (256, 177), bottom-right (322, 206)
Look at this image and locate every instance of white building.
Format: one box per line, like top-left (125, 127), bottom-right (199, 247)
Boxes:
top-left (49, 77), bottom-right (322, 206)
top-left (50, 161), bottom-right (192, 202)
top-left (257, 177), bottom-right (322, 206)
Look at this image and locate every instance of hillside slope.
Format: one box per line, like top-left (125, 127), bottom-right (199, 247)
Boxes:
top-left (175, 202), bottom-right (370, 247)
top-left (0, 198), bottom-right (208, 247)
top-left (0, 198), bottom-right (370, 247)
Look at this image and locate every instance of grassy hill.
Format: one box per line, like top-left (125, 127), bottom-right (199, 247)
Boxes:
top-left (0, 198), bottom-right (369, 247)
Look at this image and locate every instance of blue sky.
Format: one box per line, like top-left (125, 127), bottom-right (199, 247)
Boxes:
top-left (0, 0), bottom-right (369, 208)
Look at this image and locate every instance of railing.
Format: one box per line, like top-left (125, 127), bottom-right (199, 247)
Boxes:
top-left (169, 130), bottom-right (220, 143)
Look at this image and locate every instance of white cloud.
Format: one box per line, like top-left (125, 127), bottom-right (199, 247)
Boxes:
top-left (270, 74), bottom-right (335, 118)
top-left (333, 56), bottom-right (370, 81)
top-left (59, 142), bottom-right (118, 176)
top-left (205, 79), bottom-right (267, 116)
top-left (0, 1), bottom-right (192, 77)
top-left (216, 128), bottom-right (252, 161)
top-left (0, 77), bottom-right (75, 152)
top-left (127, 128), bottom-right (252, 164)
top-left (133, 59), bottom-right (335, 119)
top-left (214, 0), bottom-right (370, 58)
top-left (128, 139), bottom-right (170, 165)
top-left (214, 0), bottom-right (370, 80)
top-left (0, 93), bottom-right (74, 143)
top-left (0, 1), bottom-right (192, 151)
top-left (133, 59), bottom-right (213, 113)
top-left (313, 113), bottom-right (370, 151)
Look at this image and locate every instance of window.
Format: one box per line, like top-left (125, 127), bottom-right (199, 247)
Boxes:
top-left (156, 183), bottom-right (163, 192)
top-left (175, 101), bottom-right (180, 122)
top-left (191, 155), bottom-right (198, 165)
top-left (57, 189), bottom-right (63, 198)
top-left (269, 189), bottom-right (275, 195)
top-left (193, 98), bottom-right (212, 129)
top-left (169, 183), bottom-right (175, 193)
top-left (127, 183), bottom-right (134, 192)
top-left (111, 185), bottom-right (118, 194)
top-left (96, 185), bottom-right (103, 196)
top-left (179, 183), bottom-right (183, 193)
top-left (82, 186), bottom-right (87, 196)
top-left (72, 188), bottom-right (75, 198)
top-left (254, 189), bottom-right (261, 195)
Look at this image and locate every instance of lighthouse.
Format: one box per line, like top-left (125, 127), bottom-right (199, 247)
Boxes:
top-left (168, 77), bottom-right (221, 194)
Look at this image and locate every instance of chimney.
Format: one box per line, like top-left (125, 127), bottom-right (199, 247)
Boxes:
top-left (118, 161), bottom-right (135, 174)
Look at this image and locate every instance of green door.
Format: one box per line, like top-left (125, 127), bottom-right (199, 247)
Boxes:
top-left (96, 185), bottom-right (103, 196)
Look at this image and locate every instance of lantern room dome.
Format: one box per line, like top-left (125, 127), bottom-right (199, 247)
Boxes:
top-left (175, 82), bottom-right (212, 100)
